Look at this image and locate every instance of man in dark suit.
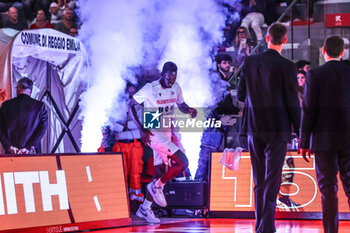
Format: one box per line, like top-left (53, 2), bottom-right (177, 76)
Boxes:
top-left (237, 23), bottom-right (300, 233)
top-left (0, 78), bottom-right (48, 154)
top-left (299, 35), bottom-right (350, 233)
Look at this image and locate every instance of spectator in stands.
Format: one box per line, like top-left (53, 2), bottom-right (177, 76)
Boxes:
top-left (214, 52), bottom-right (242, 119)
top-left (296, 59), bottom-right (311, 72)
top-left (0, 1), bottom-right (28, 21)
top-left (233, 26), bottom-right (256, 68)
top-left (296, 70), bottom-right (306, 108)
top-left (50, 0), bottom-right (75, 24)
top-left (69, 27), bottom-right (78, 37)
top-left (195, 51), bottom-right (247, 181)
top-left (30, 9), bottom-right (52, 29)
top-left (3, 7), bottom-right (28, 31)
top-left (215, 53), bottom-right (233, 82)
top-left (53, 8), bottom-right (76, 34)
top-left (240, 0), bottom-right (265, 42)
top-left (297, 70), bottom-right (306, 89)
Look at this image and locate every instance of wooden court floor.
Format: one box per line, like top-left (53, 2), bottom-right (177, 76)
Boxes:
top-left (93, 216), bottom-right (350, 233)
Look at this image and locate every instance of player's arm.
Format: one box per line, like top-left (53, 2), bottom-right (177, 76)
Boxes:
top-left (177, 102), bottom-right (197, 118)
top-left (128, 97), bottom-right (153, 145)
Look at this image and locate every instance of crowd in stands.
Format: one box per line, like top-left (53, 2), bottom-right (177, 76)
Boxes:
top-left (0, 0), bottom-right (319, 41)
top-left (218, 0), bottom-right (284, 78)
top-left (0, 0), bottom-right (78, 36)
top-left (221, 0), bottom-right (319, 50)
top-left (217, 0), bottom-right (319, 83)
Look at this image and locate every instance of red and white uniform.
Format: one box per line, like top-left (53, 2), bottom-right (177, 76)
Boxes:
top-left (133, 80), bottom-right (184, 165)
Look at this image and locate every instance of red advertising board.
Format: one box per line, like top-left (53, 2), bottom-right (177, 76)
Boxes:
top-left (326, 13), bottom-right (350, 27)
top-left (0, 153), bottom-right (130, 232)
top-left (209, 151), bottom-right (350, 216)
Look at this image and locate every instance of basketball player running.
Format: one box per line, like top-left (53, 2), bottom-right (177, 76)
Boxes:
top-left (129, 61), bottom-right (197, 223)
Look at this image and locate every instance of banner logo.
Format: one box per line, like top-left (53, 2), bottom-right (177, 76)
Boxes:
top-left (143, 110), bottom-right (162, 129)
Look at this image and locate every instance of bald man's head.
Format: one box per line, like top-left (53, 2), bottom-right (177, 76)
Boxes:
top-left (8, 7), bottom-right (18, 23)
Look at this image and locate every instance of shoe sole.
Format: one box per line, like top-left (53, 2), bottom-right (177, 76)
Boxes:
top-left (147, 183), bottom-right (167, 207)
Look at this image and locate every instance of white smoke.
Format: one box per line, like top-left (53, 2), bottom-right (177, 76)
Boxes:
top-left (78, 0), bottom-right (149, 151)
top-left (78, 0), bottom-right (226, 176)
top-left (154, 1), bottom-right (225, 176)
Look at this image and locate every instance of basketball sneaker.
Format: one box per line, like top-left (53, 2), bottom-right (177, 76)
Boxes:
top-left (136, 206), bottom-right (160, 223)
top-left (147, 180), bottom-right (167, 207)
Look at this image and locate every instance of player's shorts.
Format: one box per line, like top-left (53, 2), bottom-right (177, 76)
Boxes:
top-left (149, 132), bottom-right (179, 166)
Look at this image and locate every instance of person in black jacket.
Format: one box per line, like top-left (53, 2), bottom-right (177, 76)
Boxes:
top-left (299, 35), bottom-right (350, 233)
top-left (3, 7), bottom-right (28, 31)
top-left (0, 78), bottom-right (47, 154)
top-left (237, 23), bottom-right (300, 233)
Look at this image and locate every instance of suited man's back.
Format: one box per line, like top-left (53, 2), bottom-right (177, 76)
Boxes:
top-left (301, 60), bottom-right (350, 151)
top-left (238, 49), bottom-right (300, 142)
top-left (0, 94), bottom-right (47, 153)
top-left (236, 22), bottom-right (302, 233)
